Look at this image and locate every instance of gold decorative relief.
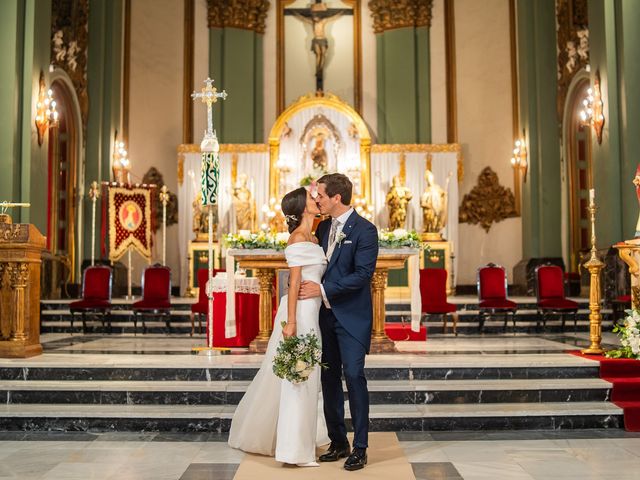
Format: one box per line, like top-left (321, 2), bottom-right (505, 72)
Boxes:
top-left (368, 0), bottom-right (433, 34)
top-left (459, 167), bottom-right (517, 232)
top-left (208, 0), bottom-right (270, 34)
top-left (556, 0), bottom-right (589, 122)
top-left (0, 224), bottom-right (28, 243)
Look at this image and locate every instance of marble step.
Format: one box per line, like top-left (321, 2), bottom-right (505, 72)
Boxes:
top-left (0, 378), bottom-right (612, 405)
top-left (0, 364), bottom-right (600, 382)
top-left (0, 401), bottom-right (623, 432)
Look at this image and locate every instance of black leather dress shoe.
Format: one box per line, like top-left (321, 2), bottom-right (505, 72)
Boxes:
top-left (344, 447), bottom-right (367, 471)
top-left (319, 441), bottom-right (351, 462)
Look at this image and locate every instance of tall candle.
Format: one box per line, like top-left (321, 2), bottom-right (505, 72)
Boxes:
top-left (589, 188), bottom-right (595, 205)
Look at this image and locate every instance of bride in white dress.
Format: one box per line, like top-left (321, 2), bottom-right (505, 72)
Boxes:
top-left (228, 186), bottom-right (330, 466)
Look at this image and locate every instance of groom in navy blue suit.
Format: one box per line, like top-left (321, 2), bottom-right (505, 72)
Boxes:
top-left (299, 173), bottom-right (378, 471)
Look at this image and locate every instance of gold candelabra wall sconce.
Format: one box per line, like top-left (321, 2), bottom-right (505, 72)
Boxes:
top-left (510, 133), bottom-right (527, 216)
top-left (579, 70), bottom-right (605, 145)
top-left (35, 71), bottom-right (59, 146)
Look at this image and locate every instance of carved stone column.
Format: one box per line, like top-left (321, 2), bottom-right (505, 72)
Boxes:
top-left (7, 263), bottom-right (29, 341)
top-left (249, 268), bottom-right (275, 353)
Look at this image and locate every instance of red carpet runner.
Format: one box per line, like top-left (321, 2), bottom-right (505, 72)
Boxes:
top-left (573, 352), bottom-right (640, 431)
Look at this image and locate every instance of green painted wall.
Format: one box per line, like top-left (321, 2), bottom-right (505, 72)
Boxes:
top-left (618, 0), bottom-right (640, 238)
top-left (84, 0), bottom-right (124, 262)
top-left (0, 0), bottom-right (50, 230)
top-left (516, 0), bottom-right (562, 258)
top-left (209, 27), bottom-right (263, 143)
top-left (376, 27), bottom-right (431, 143)
top-left (588, 0), bottom-right (623, 246)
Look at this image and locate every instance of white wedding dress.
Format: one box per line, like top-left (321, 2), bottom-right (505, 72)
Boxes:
top-left (228, 242), bottom-right (330, 464)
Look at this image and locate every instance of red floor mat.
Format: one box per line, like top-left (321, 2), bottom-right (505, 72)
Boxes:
top-left (571, 351), bottom-right (640, 431)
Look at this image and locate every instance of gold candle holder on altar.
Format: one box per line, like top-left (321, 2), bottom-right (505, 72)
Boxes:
top-left (582, 189), bottom-right (605, 355)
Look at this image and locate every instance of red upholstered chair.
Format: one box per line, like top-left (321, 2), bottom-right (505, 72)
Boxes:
top-left (535, 264), bottom-right (579, 331)
top-left (69, 266), bottom-right (113, 333)
top-left (420, 269), bottom-right (458, 335)
top-left (477, 263), bottom-right (517, 332)
top-left (191, 268), bottom-right (225, 336)
top-left (611, 295), bottom-right (631, 326)
top-left (132, 265), bottom-right (172, 334)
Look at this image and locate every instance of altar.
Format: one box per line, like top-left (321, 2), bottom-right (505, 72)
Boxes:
top-left (178, 93), bottom-right (462, 300)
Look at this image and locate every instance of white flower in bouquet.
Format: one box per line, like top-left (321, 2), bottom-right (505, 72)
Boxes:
top-left (239, 230), bottom-right (252, 240)
top-left (295, 360), bottom-right (308, 372)
top-left (392, 228), bottom-right (408, 238)
top-left (299, 368), bottom-right (312, 378)
top-left (275, 231), bottom-right (290, 244)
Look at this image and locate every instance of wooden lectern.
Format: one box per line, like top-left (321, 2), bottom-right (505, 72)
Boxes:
top-left (0, 214), bottom-right (46, 357)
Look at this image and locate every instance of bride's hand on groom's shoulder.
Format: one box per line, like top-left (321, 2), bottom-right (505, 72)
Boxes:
top-left (283, 322), bottom-right (297, 338)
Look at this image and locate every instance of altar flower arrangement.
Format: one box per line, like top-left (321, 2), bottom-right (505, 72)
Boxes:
top-left (225, 231), bottom-right (290, 250)
top-left (378, 228), bottom-right (422, 248)
top-left (606, 309), bottom-right (640, 359)
top-left (273, 324), bottom-right (326, 384)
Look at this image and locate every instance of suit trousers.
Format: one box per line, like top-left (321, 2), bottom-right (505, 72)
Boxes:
top-left (320, 308), bottom-right (369, 449)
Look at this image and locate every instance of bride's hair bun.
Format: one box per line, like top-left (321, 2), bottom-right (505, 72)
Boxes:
top-left (281, 187), bottom-right (307, 233)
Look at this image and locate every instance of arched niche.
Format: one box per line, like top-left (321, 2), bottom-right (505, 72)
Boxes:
top-left (267, 93), bottom-right (372, 201)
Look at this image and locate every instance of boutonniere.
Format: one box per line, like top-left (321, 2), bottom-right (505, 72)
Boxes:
top-left (335, 231), bottom-right (347, 247)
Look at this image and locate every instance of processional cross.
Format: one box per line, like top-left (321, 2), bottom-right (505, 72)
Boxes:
top-left (191, 77), bottom-right (228, 145)
top-left (288, 0), bottom-right (351, 93)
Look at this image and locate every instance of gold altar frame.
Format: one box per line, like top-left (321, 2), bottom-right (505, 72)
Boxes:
top-left (268, 93), bottom-right (372, 201)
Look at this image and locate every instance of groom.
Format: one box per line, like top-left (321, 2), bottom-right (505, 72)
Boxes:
top-left (299, 173), bottom-right (378, 471)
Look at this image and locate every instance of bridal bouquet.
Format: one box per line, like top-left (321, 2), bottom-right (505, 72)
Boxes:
top-left (606, 309), bottom-right (640, 359)
top-left (273, 324), bottom-right (325, 384)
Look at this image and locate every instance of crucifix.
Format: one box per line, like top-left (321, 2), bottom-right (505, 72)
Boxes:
top-left (191, 77), bottom-right (228, 148)
top-left (191, 76), bottom-right (228, 352)
top-left (288, 1), bottom-right (351, 93)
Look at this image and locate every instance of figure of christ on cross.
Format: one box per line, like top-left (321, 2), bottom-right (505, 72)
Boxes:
top-left (289, 1), bottom-right (351, 93)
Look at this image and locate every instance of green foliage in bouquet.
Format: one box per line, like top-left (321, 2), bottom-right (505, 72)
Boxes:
top-left (606, 309), bottom-right (640, 359)
top-left (273, 323), bottom-right (326, 384)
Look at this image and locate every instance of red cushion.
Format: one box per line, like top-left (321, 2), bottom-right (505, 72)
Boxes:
top-left (614, 295), bottom-right (632, 304)
top-left (423, 302), bottom-right (457, 314)
top-left (132, 299), bottom-right (171, 310)
top-left (142, 266), bottom-right (171, 301)
top-left (191, 301), bottom-right (208, 314)
top-left (538, 298), bottom-right (579, 310)
top-left (384, 323), bottom-right (427, 341)
top-left (82, 266), bottom-right (111, 300)
top-left (537, 265), bottom-right (565, 299)
top-left (70, 299), bottom-right (111, 310)
top-left (479, 299), bottom-right (517, 309)
top-left (478, 266), bottom-right (507, 300)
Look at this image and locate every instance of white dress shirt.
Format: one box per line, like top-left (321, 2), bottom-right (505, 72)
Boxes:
top-left (320, 208), bottom-right (354, 309)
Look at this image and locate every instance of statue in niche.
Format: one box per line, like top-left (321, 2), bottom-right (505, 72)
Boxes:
top-left (310, 134), bottom-right (328, 170)
top-left (291, 1), bottom-right (346, 93)
top-left (232, 173), bottom-right (255, 231)
top-left (386, 176), bottom-right (412, 231)
top-left (192, 191), bottom-right (218, 241)
top-left (421, 170), bottom-right (452, 240)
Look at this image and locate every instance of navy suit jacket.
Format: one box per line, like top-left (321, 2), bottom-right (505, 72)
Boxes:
top-left (316, 210), bottom-right (379, 353)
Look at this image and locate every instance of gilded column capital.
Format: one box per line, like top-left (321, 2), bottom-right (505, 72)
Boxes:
top-left (7, 263), bottom-right (29, 289)
top-left (208, 0), bottom-right (270, 34)
top-left (368, 0), bottom-right (433, 34)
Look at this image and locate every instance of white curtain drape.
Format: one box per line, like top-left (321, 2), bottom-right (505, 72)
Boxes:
top-left (177, 149), bottom-right (270, 295)
top-left (370, 150), bottom-right (459, 283)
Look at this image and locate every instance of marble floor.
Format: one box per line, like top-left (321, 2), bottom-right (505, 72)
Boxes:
top-left (1, 429), bottom-right (640, 480)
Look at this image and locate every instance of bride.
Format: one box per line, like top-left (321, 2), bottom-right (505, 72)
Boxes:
top-left (228, 185), bottom-right (330, 466)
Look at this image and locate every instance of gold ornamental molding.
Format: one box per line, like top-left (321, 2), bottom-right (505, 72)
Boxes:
top-left (556, 0), bottom-right (589, 123)
top-left (368, 0), bottom-right (433, 33)
top-left (371, 143), bottom-right (463, 182)
top-left (207, 0), bottom-right (270, 34)
top-left (459, 167), bottom-right (517, 232)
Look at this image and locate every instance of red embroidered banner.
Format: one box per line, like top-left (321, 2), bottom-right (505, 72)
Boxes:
top-left (108, 186), bottom-right (153, 260)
